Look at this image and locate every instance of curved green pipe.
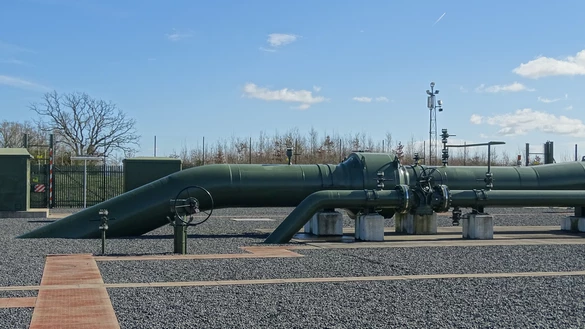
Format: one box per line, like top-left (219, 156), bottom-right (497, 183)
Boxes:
top-left (264, 189), bottom-right (403, 244)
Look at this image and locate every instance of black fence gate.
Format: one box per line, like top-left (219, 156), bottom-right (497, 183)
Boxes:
top-left (52, 164), bottom-right (125, 208)
top-left (30, 163), bottom-right (49, 208)
top-left (29, 163), bottom-right (125, 208)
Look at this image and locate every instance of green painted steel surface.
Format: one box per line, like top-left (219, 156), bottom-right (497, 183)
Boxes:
top-left (0, 148), bottom-right (33, 211)
top-left (450, 190), bottom-right (585, 208)
top-left (18, 151), bottom-right (585, 239)
top-left (410, 161), bottom-right (585, 190)
top-left (264, 189), bottom-right (402, 244)
top-left (19, 153), bottom-right (401, 238)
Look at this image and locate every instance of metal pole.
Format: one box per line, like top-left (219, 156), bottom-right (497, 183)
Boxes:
top-left (174, 216), bottom-right (187, 254)
top-left (154, 136), bottom-right (157, 157)
top-left (83, 159), bottom-right (87, 208)
top-left (249, 137), bottom-right (252, 164)
top-left (202, 136), bottom-right (205, 165)
top-left (49, 134), bottom-right (54, 208)
top-left (576, 144), bottom-right (578, 161)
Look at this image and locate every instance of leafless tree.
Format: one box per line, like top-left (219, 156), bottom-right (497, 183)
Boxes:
top-left (0, 120), bottom-right (46, 148)
top-left (29, 90), bottom-right (140, 158)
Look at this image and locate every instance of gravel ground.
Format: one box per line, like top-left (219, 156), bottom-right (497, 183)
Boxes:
top-left (0, 207), bottom-right (574, 287)
top-left (0, 291), bottom-right (36, 329)
top-left (0, 309), bottom-right (32, 329)
top-left (98, 244), bottom-right (585, 284)
top-left (0, 206), bottom-right (582, 328)
top-left (108, 276), bottom-right (585, 329)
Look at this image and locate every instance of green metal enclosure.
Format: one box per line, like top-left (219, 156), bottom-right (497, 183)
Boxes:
top-left (123, 157), bottom-right (182, 192)
top-left (0, 148), bottom-right (34, 211)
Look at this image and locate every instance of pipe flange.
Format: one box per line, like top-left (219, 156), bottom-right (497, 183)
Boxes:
top-left (394, 184), bottom-right (411, 214)
top-left (432, 184), bottom-right (451, 213)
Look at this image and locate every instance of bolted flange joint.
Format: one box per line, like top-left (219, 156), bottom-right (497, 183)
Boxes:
top-left (431, 184), bottom-right (451, 213)
top-left (394, 184), bottom-right (412, 214)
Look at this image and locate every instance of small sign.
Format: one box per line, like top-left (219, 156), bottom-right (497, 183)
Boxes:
top-left (34, 184), bottom-right (45, 193)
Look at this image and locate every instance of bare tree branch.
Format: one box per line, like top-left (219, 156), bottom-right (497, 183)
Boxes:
top-left (29, 90), bottom-right (140, 158)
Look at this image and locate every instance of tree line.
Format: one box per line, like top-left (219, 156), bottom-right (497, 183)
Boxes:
top-left (1, 90), bottom-right (572, 167)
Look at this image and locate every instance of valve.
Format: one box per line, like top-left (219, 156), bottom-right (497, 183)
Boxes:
top-left (441, 129), bottom-right (455, 166)
top-left (373, 171), bottom-right (394, 191)
top-left (451, 206), bottom-right (462, 226)
top-left (413, 153), bottom-right (422, 166)
top-left (90, 209), bottom-right (116, 254)
top-left (169, 185), bottom-right (214, 254)
top-left (286, 148), bottom-right (293, 165)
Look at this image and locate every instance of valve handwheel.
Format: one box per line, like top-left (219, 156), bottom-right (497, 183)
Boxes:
top-left (173, 185), bottom-right (214, 226)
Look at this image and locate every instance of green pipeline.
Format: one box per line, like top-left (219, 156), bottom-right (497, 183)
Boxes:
top-left (264, 189), bottom-right (403, 244)
top-left (18, 152), bottom-right (585, 239)
top-left (450, 190), bottom-right (585, 208)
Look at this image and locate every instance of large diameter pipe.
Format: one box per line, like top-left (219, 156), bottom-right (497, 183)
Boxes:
top-left (450, 190), bottom-right (585, 208)
top-left (414, 161), bottom-right (585, 190)
top-left (264, 189), bottom-right (403, 244)
top-left (19, 163), bottom-right (352, 238)
top-left (20, 153), bottom-right (402, 239)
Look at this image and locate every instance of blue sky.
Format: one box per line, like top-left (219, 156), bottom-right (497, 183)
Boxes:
top-left (1, 0), bottom-right (585, 162)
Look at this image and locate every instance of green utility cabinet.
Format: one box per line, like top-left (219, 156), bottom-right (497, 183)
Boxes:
top-left (123, 157), bottom-right (182, 192)
top-left (0, 148), bottom-right (34, 211)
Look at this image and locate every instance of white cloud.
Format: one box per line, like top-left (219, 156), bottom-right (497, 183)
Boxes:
top-left (165, 29), bottom-right (194, 42)
top-left (470, 114), bottom-right (483, 124)
top-left (267, 33), bottom-right (299, 48)
top-left (291, 104), bottom-right (310, 110)
top-left (352, 96), bottom-right (390, 103)
top-left (565, 105), bottom-right (573, 111)
top-left (242, 83), bottom-right (325, 110)
top-left (537, 96), bottom-right (561, 103)
top-left (313, 85), bottom-right (321, 92)
top-left (475, 82), bottom-right (534, 93)
top-left (353, 97), bottom-right (372, 103)
top-left (513, 49), bottom-right (585, 79)
top-left (0, 75), bottom-right (50, 91)
top-left (259, 47), bottom-right (276, 53)
top-left (469, 108), bottom-right (585, 137)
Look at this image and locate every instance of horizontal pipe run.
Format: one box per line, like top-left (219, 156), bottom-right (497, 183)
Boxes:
top-left (264, 189), bottom-right (403, 244)
top-left (450, 190), bottom-right (585, 208)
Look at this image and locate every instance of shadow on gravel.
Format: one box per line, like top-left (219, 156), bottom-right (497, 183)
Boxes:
top-left (109, 232), bottom-right (269, 240)
top-left (27, 220), bottom-right (56, 223)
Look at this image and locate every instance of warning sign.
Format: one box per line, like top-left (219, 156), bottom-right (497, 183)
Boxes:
top-left (34, 184), bottom-right (45, 193)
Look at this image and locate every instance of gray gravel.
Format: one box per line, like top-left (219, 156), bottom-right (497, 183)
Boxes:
top-left (0, 206), bottom-right (582, 328)
top-left (108, 276), bottom-right (585, 329)
top-left (99, 244), bottom-right (585, 283)
top-left (0, 206), bottom-right (575, 288)
top-left (0, 308), bottom-right (33, 329)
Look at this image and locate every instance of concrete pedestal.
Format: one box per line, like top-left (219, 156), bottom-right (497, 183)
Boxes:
top-left (395, 213), bottom-right (437, 235)
top-left (561, 216), bottom-right (585, 232)
top-left (355, 214), bottom-right (384, 241)
top-left (462, 214), bottom-right (493, 239)
top-left (305, 211), bottom-right (343, 236)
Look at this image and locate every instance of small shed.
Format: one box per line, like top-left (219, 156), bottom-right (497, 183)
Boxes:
top-left (123, 157), bottom-right (182, 192)
top-left (0, 148), bottom-right (34, 211)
